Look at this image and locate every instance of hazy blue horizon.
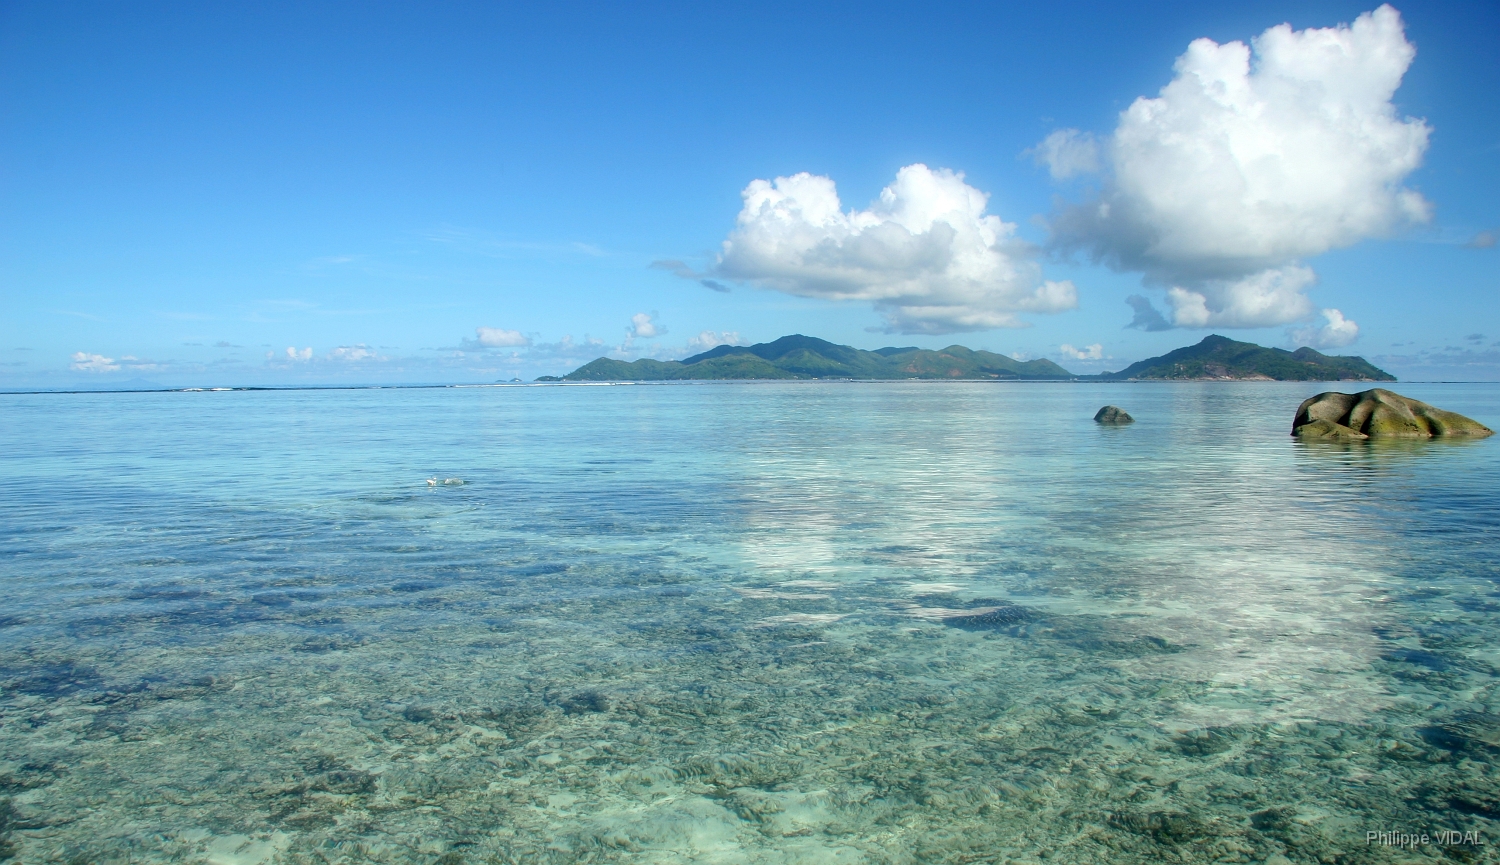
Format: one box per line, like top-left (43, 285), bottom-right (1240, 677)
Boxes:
top-left (6, 335), bottom-right (1493, 391)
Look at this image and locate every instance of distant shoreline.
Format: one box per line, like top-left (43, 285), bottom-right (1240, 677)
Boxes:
top-left (9, 378), bottom-right (1496, 396)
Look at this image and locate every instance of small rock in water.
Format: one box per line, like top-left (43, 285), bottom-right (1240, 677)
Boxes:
top-left (1292, 388), bottom-right (1492, 438)
top-left (1094, 405), bottom-right (1134, 424)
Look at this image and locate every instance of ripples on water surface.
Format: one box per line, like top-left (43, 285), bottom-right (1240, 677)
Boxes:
top-left (2, 382), bottom-right (1498, 864)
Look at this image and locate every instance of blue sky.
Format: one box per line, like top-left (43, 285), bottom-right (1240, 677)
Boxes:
top-left (2, 0), bottom-right (1496, 386)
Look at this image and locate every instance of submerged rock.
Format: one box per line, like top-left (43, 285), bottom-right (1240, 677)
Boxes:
top-left (1094, 405), bottom-right (1134, 424)
top-left (1293, 389), bottom-right (1493, 439)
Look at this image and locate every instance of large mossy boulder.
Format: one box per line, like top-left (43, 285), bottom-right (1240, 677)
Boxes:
top-left (1293, 389), bottom-right (1493, 439)
top-left (1094, 405), bottom-right (1134, 424)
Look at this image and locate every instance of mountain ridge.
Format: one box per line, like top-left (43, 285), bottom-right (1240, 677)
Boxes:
top-left (554, 334), bottom-right (1074, 381)
top-left (1089, 335), bottom-right (1394, 381)
top-left (542, 333), bottom-right (1395, 382)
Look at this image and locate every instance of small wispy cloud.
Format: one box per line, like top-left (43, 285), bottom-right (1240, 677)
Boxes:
top-left (1465, 230), bottom-right (1496, 249)
top-left (628, 313), bottom-right (665, 339)
top-left (686, 330), bottom-right (743, 353)
top-left (328, 345), bottom-right (379, 362)
top-left (1289, 308), bottom-right (1360, 349)
top-left (527, 335), bottom-right (607, 362)
top-left (1372, 345), bottom-right (1500, 374)
top-left (117, 355), bottom-right (169, 372)
top-left (1059, 343), bottom-right (1104, 360)
top-left (650, 259), bottom-right (731, 293)
top-left (422, 226), bottom-right (613, 260)
top-left (461, 327), bottom-right (532, 350)
top-left (1025, 128), bottom-right (1101, 180)
top-left (263, 344), bottom-right (384, 367)
top-left (70, 352), bottom-right (120, 373)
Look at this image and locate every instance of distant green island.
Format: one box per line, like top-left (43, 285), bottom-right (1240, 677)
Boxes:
top-left (538, 334), bottom-right (1395, 382)
top-left (1093, 335), bottom-right (1395, 382)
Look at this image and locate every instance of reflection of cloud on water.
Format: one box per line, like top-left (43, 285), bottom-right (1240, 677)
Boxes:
top-left (733, 587), bottom-right (829, 600)
top-left (726, 390), bottom-right (1043, 584)
top-left (717, 384), bottom-right (1441, 727)
top-left (754, 613), bottom-right (845, 627)
top-left (905, 582), bottom-right (967, 595)
top-left (1029, 433), bottom-right (1405, 726)
top-left (1088, 557), bottom-right (1395, 726)
top-left (780, 579), bottom-right (840, 590)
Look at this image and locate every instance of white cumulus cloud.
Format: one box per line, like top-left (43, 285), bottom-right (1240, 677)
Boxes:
top-left (1059, 343), bottom-right (1104, 361)
top-left (1050, 5), bottom-right (1426, 335)
top-left (1290, 308), bottom-right (1360, 348)
top-left (473, 327), bottom-right (531, 348)
top-left (685, 330), bottom-right (743, 353)
top-left (628, 313), bottom-right (665, 339)
top-left (1162, 264), bottom-right (1318, 328)
top-left (70, 352), bottom-right (119, 373)
top-left (1028, 129), bottom-right (1101, 180)
top-left (286, 346), bottom-right (313, 361)
top-left (713, 164), bottom-right (1076, 334)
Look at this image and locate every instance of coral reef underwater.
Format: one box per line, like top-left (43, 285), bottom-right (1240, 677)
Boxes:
top-left (1, 382), bottom-right (1497, 863)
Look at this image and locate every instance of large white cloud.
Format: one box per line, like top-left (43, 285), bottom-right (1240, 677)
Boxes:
top-left (713, 164), bottom-right (1076, 334)
top-left (1049, 5), bottom-right (1429, 338)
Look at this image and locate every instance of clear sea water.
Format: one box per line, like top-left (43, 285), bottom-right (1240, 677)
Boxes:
top-left (2, 381), bottom-right (1499, 864)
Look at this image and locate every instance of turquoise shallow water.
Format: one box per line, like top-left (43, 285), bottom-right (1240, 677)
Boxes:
top-left (2, 381), bottom-right (1499, 864)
